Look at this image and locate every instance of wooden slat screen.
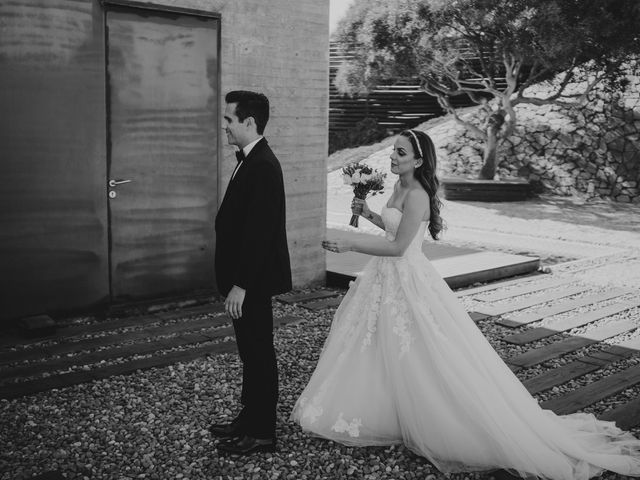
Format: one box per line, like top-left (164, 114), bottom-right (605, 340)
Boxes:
top-left (329, 42), bottom-right (504, 134)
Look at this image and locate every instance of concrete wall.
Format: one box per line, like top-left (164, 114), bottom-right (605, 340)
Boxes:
top-left (0, 0), bottom-right (328, 321)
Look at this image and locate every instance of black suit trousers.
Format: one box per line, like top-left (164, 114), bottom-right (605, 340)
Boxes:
top-left (233, 292), bottom-right (277, 439)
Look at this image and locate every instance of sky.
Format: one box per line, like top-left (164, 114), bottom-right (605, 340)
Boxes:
top-left (329, 0), bottom-right (354, 33)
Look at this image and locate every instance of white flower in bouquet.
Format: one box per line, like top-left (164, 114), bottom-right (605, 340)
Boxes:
top-left (360, 173), bottom-right (372, 183)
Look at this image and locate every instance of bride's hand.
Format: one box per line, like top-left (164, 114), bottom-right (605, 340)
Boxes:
top-left (322, 239), bottom-right (352, 253)
top-left (351, 197), bottom-right (372, 218)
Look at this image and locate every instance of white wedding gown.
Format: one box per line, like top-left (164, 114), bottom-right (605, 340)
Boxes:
top-left (291, 206), bottom-right (640, 479)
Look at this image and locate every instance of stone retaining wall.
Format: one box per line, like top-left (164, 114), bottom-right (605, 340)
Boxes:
top-left (430, 72), bottom-right (640, 202)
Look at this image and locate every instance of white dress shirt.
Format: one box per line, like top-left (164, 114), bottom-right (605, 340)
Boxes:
top-left (232, 136), bottom-right (263, 180)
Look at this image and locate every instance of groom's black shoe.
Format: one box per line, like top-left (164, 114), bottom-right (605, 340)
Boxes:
top-left (209, 419), bottom-right (245, 439)
top-left (216, 435), bottom-right (276, 455)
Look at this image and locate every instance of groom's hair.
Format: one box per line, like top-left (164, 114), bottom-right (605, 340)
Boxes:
top-left (225, 90), bottom-right (270, 135)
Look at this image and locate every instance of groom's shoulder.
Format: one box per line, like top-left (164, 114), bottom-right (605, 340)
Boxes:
top-left (249, 152), bottom-right (282, 182)
top-left (248, 138), bottom-right (275, 161)
top-left (255, 141), bottom-right (283, 169)
top-left (258, 139), bottom-right (279, 160)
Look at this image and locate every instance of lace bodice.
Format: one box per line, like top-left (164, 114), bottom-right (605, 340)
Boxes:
top-left (381, 206), bottom-right (427, 256)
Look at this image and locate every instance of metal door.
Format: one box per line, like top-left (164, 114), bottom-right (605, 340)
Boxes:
top-left (106, 4), bottom-right (219, 302)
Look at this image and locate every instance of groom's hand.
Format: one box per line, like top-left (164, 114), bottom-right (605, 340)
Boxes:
top-left (225, 285), bottom-right (246, 320)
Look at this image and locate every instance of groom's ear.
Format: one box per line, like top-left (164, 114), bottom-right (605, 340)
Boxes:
top-left (244, 116), bottom-right (257, 131)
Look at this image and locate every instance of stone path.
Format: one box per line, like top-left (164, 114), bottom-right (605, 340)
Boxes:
top-left (461, 270), bottom-right (640, 429)
top-left (0, 305), bottom-right (303, 400)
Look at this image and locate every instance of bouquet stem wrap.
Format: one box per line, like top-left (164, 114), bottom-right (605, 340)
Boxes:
top-left (349, 191), bottom-right (368, 228)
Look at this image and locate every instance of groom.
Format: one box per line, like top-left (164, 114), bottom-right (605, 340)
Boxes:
top-left (212, 90), bottom-right (292, 455)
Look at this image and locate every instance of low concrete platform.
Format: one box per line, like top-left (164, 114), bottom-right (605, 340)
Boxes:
top-left (325, 228), bottom-right (540, 289)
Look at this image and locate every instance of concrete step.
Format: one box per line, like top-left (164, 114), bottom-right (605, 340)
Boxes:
top-left (325, 228), bottom-right (539, 290)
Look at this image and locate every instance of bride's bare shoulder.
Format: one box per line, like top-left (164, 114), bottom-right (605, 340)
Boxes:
top-left (407, 186), bottom-right (429, 203)
top-left (402, 188), bottom-right (430, 220)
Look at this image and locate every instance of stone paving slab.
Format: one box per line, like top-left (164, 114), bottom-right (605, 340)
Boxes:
top-left (522, 360), bottom-right (600, 395)
top-left (600, 397), bottom-right (640, 429)
top-left (497, 288), bottom-right (632, 328)
top-left (468, 312), bottom-right (491, 322)
top-left (541, 363), bottom-right (640, 415)
top-left (596, 336), bottom-right (640, 358)
top-left (503, 299), bottom-right (640, 345)
top-left (276, 290), bottom-right (342, 304)
top-left (29, 472), bottom-right (64, 480)
top-left (455, 273), bottom-right (547, 297)
top-left (474, 285), bottom-right (587, 316)
top-left (507, 319), bottom-right (638, 370)
top-left (300, 296), bottom-right (345, 311)
top-left (474, 278), bottom-right (573, 302)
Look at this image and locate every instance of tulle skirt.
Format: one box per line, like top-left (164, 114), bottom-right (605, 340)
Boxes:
top-left (290, 251), bottom-right (640, 479)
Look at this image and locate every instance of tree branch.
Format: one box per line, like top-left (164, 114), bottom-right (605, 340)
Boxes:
top-left (512, 67), bottom-right (576, 107)
top-left (512, 96), bottom-right (576, 108)
top-left (550, 69), bottom-right (575, 98)
top-left (424, 85), bottom-right (487, 140)
top-left (515, 60), bottom-right (545, 96)
top-left (438, 60), bottom-right (501, 97)
top-left (467, 90), bottom-right (488, 105)
top-left (453, 17), bottom-right (498, 90)
top-left (513, 66), bottom-right (605, 108)
top-left (575, 72), bottom-right (605, 103)
top-left (502, 50), bottom-right (521, 101)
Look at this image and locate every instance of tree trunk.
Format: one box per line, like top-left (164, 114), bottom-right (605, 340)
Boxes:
top-left (479, 127), bottom-right (499, 180)
top-left (479, 113), bottom-right (504, 180)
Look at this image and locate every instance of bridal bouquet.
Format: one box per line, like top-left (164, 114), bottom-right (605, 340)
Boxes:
top-left (342, 163), bottom-right (386, 228)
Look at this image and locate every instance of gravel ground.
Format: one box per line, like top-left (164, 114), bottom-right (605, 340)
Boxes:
top-left (2, 291), bottom-right (640, 480)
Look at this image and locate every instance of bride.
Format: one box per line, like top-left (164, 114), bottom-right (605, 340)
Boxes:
top-left (290, 129), bottom-right (640, 479)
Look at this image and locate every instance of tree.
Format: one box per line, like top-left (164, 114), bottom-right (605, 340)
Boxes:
top-left (334, 0), bottom-right (640, 179)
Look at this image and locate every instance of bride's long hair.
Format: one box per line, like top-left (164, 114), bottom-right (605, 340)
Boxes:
top-left (400, 129), bottom-right (444, 240)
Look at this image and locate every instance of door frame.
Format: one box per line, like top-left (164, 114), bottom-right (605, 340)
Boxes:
top-left (103, 0), bottom-right (223, 304)
top-left (101, 0), bottom-right (222, 20)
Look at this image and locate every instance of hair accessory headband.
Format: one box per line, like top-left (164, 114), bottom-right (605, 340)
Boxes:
top-left (408, 130), bottom-right (423, 159)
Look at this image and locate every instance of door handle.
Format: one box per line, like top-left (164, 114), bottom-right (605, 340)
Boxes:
top-left (109, 179), bottom-right (132, 187)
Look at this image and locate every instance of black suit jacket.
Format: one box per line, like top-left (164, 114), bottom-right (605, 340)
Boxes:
top-left (215, 138), bottom-right (292, 297)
